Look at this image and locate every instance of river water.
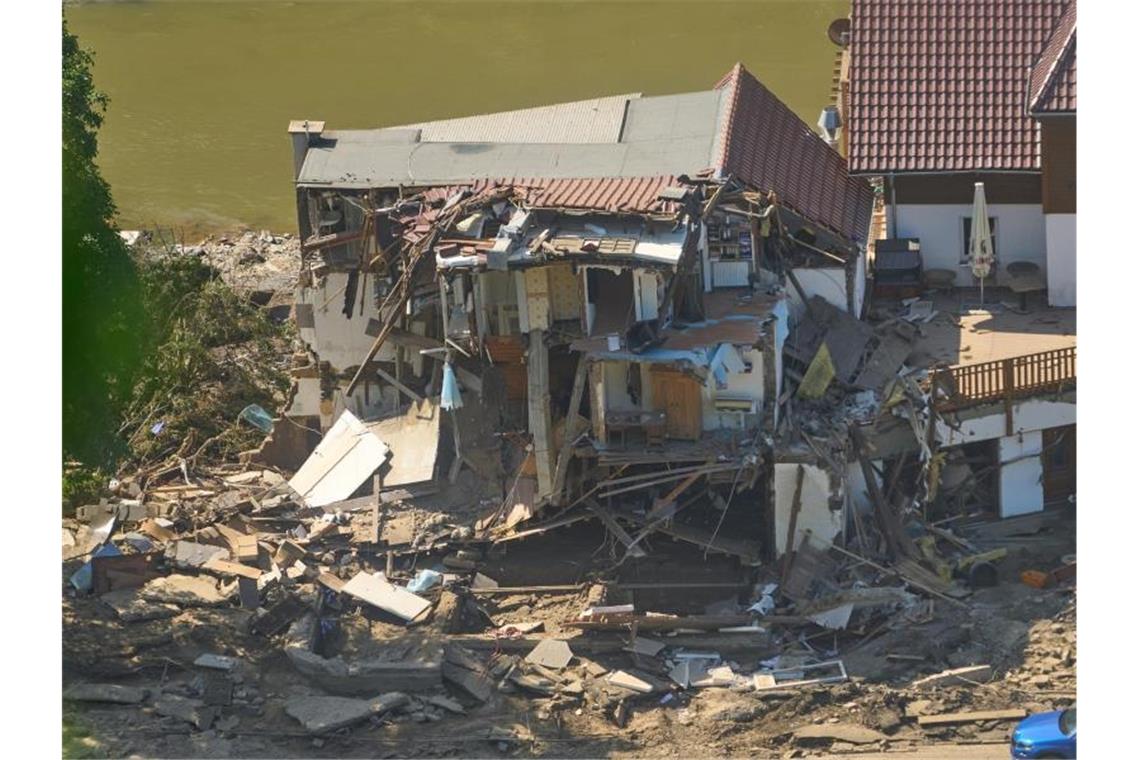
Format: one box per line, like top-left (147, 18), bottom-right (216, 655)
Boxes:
top-left (68, 0), bottom-right (846, 233)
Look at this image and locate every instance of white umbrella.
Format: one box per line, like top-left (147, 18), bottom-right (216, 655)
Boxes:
top-left (969, 182), bottom-right (995, 304)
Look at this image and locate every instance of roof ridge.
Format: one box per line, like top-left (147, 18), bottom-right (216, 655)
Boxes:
top-left (711, 63), bottom-right (746, 170)
top-left (1027, 9), bottom-right (1077, 113)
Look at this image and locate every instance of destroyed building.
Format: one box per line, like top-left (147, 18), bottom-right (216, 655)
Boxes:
top-left (62, 58), bottom-right (1078, 758)
top-left (272, 64), bottom-right (878, 564)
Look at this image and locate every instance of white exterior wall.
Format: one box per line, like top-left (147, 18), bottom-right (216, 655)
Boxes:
top-left (930, 399), bottom-right (1073, 520)
top-left (296, 272), bottom-right (395, 371)
top-left (935, 399), bottom-right (1076, 446)
top-left (1045, 213), bottom-right (1076, 307)
top-left (998, 431), bottom-right (1045, 518)
top-left (890, 203), bottom-right (1047, 287)
top-left (788, 267), bottom-right (849, 319)
top-left (774, 462), bottom-right (844, 556)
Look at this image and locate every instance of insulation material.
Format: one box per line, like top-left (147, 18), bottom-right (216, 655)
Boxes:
top-left (547, 263), bottom-right (582, 322)
top-left (797, 342), bottom-right (836, 399)
top-left (289, 411), bottom-right (390, 508)
top-left (523, 267), bottom-right (551, 330)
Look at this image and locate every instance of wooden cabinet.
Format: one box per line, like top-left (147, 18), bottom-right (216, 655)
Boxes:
top-left (650, 368), bottom-right (702, 441)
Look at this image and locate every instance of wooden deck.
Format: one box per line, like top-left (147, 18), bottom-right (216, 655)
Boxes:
top-left (932, 346), bottom-right (1075, 412)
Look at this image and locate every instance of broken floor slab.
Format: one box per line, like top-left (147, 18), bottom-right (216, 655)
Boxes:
top-left (140, 574), bottom-right (229, 607)
top-left (284, 692), bottom-right (408, 734)
top-left (99, 589), bottom-right (180, 622)
top-left (793, 723), bottom-right (889, 745)
top-left (524, 639), bottom-right (573, 670)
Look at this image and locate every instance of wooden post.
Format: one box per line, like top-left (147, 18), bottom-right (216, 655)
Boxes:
top-left (551, 356), bottom-right (589, 505)
top-left (527, 329), bottom-right (555, 498)
top-left (1003, 358), bottom-right (1015, 436)
top-left (371, 473), bottom-right (382, 545)
top-left (779, 464), bottom-right (806, 585)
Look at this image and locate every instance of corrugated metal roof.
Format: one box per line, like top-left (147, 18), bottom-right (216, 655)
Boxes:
top-left (396, 94), bottom-right (638, 144)
top-left (848, 0), bottom-right (1071, 174)
top-left (418, 176), bottom-right (679, 215)
top-left (713, 64), bottom-right (874, 245)
top-left (298, 134), bottom-right (714, 190)
top-left (1028, 4), bottom-right (1076, 114)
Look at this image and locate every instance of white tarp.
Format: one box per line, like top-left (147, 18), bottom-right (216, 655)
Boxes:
top-left (288, 411), bottom-right (390, 508)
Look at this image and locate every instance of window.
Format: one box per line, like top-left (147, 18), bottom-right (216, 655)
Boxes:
top-left (961, 217), bottom-right (998, 263)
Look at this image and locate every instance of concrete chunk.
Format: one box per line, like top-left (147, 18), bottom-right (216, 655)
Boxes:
top-left (284, 692), bottom-right (408, 734)
top-left (442, 663), bottom-right (492, 702)
top-left (154, 695), bottom-right (218, 730)
top-left (171, 541), bottom-right (228, 569)
top-left (141, 574), bottom-right (228, 607)
top-left (794, 723), bottom-right (889, 745)
top-left (65, 683), bottom-right (147, 704)
top-left (604, 670), bottom-right (653, 694)
top-left (194, 653), bottom-right (239, 671)
top-left (524, 639), bottom-right (573, 670)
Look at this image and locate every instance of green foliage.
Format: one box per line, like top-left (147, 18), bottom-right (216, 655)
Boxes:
top-left (62, 16), bottom-right (144, 466)
top-left (120, 252), bottom-right (291, 466)
top-left (62, 462), bottom-right (105, 515)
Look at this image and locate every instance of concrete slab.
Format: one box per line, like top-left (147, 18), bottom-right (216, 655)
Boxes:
top-left (65, 683), bottom-right (147, 704)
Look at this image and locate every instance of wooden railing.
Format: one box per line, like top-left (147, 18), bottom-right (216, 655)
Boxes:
top-left (933, 346), bottom-right (1076, 411)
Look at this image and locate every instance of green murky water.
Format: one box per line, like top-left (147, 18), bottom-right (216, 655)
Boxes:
top-left (68, 0), bottom-right (847, 232)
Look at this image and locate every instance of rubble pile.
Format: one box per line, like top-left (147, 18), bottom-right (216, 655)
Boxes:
top-left (61, 444), bottom-right (1077, 757)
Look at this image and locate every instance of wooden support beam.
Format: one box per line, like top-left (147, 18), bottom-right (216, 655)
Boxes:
top-left (375, 366), bottom-right (424, 403)
top-left (527, 329), bottom-right (555, 498)
top-left (586, 499), bottom-right (647, 558)
top-left (551, 355), bottom-right (589, 505)
top-left (646, 470), bottom-right (705, 522)
top-left (779, 464), bottom-right (806, 585)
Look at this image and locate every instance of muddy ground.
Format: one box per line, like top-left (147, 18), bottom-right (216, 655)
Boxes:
top-left (63, 508), bottom-right (1074, 759)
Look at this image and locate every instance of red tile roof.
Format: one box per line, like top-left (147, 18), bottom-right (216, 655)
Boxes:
top-left (848, 0), bottom-right (1072, 174)
top-left (714, 64), bottom-right (874, 244)
top-left (417, 176), bottom-right (680, 215)
top-left (1028, 3), bottom-right (1076, 114)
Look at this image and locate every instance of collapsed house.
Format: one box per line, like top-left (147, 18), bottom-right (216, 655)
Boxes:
top-left (61, 62), bottom-right (1078, 755)
top-left (271, 64), bottom-right (877, 565)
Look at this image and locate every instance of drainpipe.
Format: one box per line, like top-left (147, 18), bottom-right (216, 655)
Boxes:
top-left (888, 173), bottom-right (898, 239)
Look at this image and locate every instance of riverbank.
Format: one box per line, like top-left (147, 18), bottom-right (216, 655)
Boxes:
top-left (126, 228), bottom-right (301, 296)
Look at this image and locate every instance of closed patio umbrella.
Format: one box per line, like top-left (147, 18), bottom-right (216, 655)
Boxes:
top-left (969, 182), bottom-right (995, 305)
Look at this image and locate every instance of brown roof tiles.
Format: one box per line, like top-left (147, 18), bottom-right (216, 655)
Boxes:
top-left (1028, 3), bottom-right (1076, 114)
top-left (848, 0), bottom-right (1072, 174)
top-left (714, 64), bottom-right (874, 244)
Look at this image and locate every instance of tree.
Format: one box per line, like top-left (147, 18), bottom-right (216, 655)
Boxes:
top-left (62, 16), bottom-right (144, 465)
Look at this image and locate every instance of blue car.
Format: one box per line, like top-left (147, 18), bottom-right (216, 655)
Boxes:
top-left (1011, 706), bottom-right (1076, 758)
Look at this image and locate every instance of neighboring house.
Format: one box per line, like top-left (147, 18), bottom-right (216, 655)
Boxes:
top-left (277, 65), bottom-right (875, 563)
top-left (843, 0), bottom-right (1076, 307)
